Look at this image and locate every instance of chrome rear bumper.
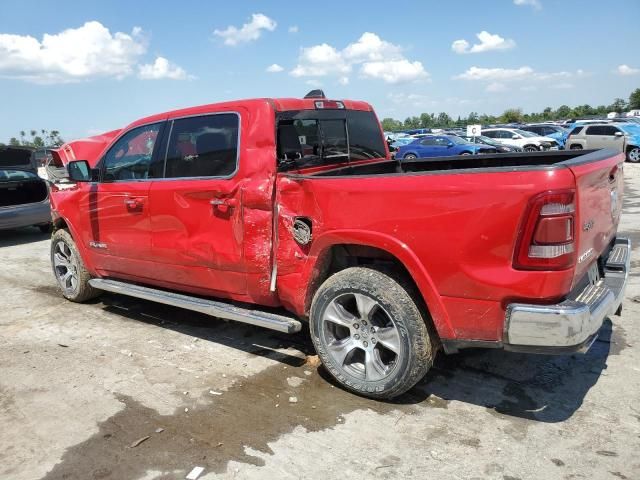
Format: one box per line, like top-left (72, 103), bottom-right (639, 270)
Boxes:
top-left (504, 237), bottom-right (630, 354)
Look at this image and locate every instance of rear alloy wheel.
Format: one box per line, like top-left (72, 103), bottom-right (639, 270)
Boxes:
top-left (627, 147), bottom-right (640, 163)
top-left (524, 145), bottom-right (539, 152)
top-left (310, 267), bottom-right (435, 399)
top-left (51, 229), bottom-right (100, 302)
top-left (403, 153), bottom-right (417, 160)
top-left (570, 144), bottom-right (583, 150)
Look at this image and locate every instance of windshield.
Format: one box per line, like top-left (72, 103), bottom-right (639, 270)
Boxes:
top-left (515, 129), bottom-right (538, 137)
top-left (477, 135), bottom-right (500, 146)
top-left (447, 136), bottom-right (471, 145)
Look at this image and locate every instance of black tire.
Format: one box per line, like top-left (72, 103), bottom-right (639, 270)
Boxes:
top-left (627, 146), bottom-right (640, 163)
top-left (569, 144), bottom-right (583, 150)
top-left (523, 145), bottom-right (538, 152)
top-left (51, 229), bottom-right (100, 302)
top-left (310, 266), bottom-right (435, 399)
top-left (403, 153), bottom-right (417, 160)
top-left (38, 223), bottom-right (52, 234)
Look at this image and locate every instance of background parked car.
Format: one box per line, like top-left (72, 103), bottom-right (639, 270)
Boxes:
top-left (396, 135), bottom-right (497, 159)
top-left (0, 146), bottom-right (51, 231)
top-left (462, 135), bottom-right (523, 152)
top-left (482, 128), bottom-right (559, 151)
top-left (520, 124), bottom-right (568, 149)
top-left (566, 123), bottom-right (640, 162)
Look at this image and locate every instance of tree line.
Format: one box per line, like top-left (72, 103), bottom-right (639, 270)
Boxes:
top-left (2, 129), bottom-right (65, 148)
top-left (382, 87), bottom-right (640, 131)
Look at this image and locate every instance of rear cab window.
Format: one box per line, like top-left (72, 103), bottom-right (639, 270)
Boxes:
top-left (276, 109), bottom-right (386, 172)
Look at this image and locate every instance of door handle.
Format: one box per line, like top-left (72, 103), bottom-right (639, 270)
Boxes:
top-left (124, 198), bottom-right (144, 209)
top-left (210, 198), bottom-right (237, 208)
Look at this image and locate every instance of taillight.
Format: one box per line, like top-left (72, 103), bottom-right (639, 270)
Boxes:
top-left (514, 190), bottom-right (576, 270)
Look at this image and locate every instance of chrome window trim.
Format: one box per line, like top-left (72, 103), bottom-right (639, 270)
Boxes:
top-left (157, 111), bottom-right (242, 182)
top-left (96, 111), bottom-right (242, 183)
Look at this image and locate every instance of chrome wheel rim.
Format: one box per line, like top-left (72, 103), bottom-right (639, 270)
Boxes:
top-left (53, 241), bottom-right (79, 293)
top-left (321, 292), bottom-right (401, 382)
top-left (629, 148), bottom-right (640, 163)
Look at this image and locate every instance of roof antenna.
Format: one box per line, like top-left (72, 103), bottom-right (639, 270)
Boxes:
top-left (304, 89), bottom-right (326, 99)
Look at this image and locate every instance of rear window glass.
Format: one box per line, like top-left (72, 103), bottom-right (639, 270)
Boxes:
top-left (277, 109), bottom-right (386, 171)
top-left (569, 126), bottom-right (584, 135)
top-left (0, 169), bottom-right (38, 181)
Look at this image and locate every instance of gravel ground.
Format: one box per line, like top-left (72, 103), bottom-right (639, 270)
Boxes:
top-left (1, 164), bottom-right (639, 480)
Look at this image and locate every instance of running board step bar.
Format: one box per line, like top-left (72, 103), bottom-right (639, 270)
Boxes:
top-left (88, 279), bottom-right (302, 334)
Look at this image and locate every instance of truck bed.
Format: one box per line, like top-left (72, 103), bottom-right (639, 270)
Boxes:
top-left (311, 149), bottom-right (611, 177)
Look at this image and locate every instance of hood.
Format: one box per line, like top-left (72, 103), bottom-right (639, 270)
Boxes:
top-left (56, 129), bottom-right (121, 167)
top-left (0, 146), bottom-right (36, 172)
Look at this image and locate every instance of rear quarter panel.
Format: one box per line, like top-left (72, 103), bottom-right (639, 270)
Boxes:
top-left (276, 166), bottom-right (578, 341)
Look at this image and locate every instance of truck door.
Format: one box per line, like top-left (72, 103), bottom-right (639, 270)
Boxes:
top-left (148, 112), bottom-right (248, 295)
top-left (82, 122), bottom-right (163, 279)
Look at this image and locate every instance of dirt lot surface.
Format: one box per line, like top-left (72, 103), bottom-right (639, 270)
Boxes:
top-left (1, 164), bottom-right (639, 480)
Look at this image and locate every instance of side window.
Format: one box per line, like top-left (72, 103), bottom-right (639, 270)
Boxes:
top-left (164, 114), bottom-right (239, 178)
top-left (569, 126), bottom-right (584, 135)
top-left (497, 130), bottom-right (511, 139)
top-left (601, 126), bottom-right (619, 136)
top-left (434, 137), bottom-right (450, 146)
top-left (586, 126), bottom-right (604, 136)
top-left (483, 131), bottom-right (496, 138)
top-left (420, 137), bottom-right (437, 145)
top-left (102, 123), bottom-right (161, 181)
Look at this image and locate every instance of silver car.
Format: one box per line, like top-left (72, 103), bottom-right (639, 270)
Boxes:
top-left (565, 124), bottom-right (626, 153)
top-left (0, 146), bottom-right (51, 231)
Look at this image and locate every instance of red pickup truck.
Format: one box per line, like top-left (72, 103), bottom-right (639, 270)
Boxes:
top-left (49, 93), bottom-right (630, 399)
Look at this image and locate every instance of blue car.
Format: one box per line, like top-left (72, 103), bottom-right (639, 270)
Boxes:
top-left (619, 123), bottom-right (640, 162)
top-left (396, 135), bottom-right (497, 159)
top-left (521, 124), bottom-right (569, 148)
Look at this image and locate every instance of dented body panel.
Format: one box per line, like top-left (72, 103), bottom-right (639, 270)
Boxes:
top-left (50, 97), bottom-right (625, 347)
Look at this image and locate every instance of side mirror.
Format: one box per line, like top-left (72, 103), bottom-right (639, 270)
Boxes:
top-left (447, 142), bottom-right (454, 148)
top-left (614, 132), bottom-right (623, 137)
top-left (512, 134), bottom-right (520, 139)
top-left (67, 160), bottom-right (94, 182)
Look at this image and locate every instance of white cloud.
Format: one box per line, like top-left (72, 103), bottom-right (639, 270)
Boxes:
top-left (455, 66), bottom-right (533, 81)
top-left (266, 63), bottom-right (284, 73)
top-left (617, 64), bottom-right (640, 76)
top-left (361, 59), bottom-right (427, 84)
top-left (213, 13), bottom-right (276, 46)
top-left (551, 83), bottom-right (573, 89)
top-left (514, 0), bottom-right (541, 9)
top-left (291, 32), bottom-right (427, 84)
top-left (0, 21), bottom-right (147, 83)
top-left (451, 31), bottom-right (516, 54)
top-left (288, 25), bottom-right (299, 33)
top-left (338, 76), bottom-right (349, 85)
top-left (138, 57), bottom-right (190, 80)
top-left (291, 43), bottom-right (351, 77)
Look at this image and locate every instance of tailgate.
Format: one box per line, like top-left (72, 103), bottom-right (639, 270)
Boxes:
top-left (569, 151), bottom-right (625, 286)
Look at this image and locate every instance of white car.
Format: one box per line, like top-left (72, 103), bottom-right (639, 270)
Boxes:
top-left (481, 128), bottom-right (560, 152)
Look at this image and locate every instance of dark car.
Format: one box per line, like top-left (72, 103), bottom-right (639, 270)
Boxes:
top-left (396, 135), bottom-right (497, 159)
top-left (462, 135), bottom-right (523, 153)
top-left (0, 146), bottom-right (51, 231)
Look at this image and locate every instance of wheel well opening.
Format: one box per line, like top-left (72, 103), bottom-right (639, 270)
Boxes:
top-left (305, 244), bottom-right (431, 323)
top-left (52, 218), bottom-right (68, 231)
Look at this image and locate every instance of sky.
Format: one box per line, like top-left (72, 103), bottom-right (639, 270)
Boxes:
top-left (1, 0), bottom-right (639, 142)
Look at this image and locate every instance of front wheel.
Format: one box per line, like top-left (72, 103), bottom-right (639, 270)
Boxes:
top-left (523, 145), bottom-right (539, 152)
top-left (51, 229), bottom-right (100, 302)
top-left (460, 152), bottom-right (472, 156)
top-left (627, 146), bottom-right (640, 163)
top-left (310, 267), bottom-right (435, 399)
top-left (403, 153), bottom-right (417, 160)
